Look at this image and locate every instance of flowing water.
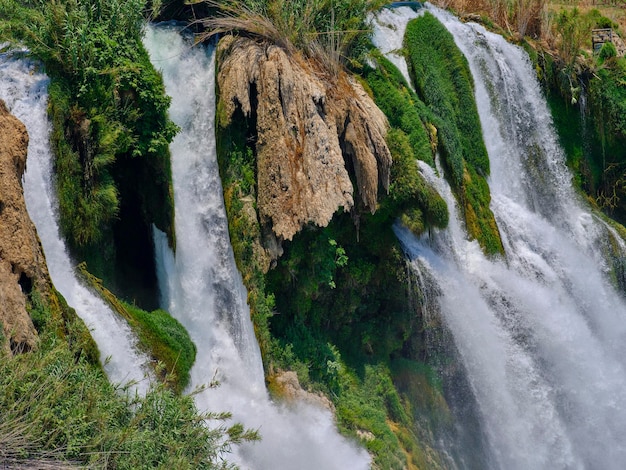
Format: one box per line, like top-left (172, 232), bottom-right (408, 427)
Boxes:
top-left (376, 6), bottom-right (626, 469)
top-left (145, 24), bottom-right (370, 469)
top-left (0, 52), bottom-right (150, 392)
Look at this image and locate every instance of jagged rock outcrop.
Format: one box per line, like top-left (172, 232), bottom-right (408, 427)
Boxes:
top-left (0, 100), bottom-right (50, 354)
top-left (217, 36), bottom-right (392, 243)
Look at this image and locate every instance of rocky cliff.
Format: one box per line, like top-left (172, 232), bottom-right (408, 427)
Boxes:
top-left (0, 100), bottom-right (50, 353)
top-left (217, 36), bottom-right (392, 244)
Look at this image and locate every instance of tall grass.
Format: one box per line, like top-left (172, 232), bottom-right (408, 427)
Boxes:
top-left (0, 288), bottom-right (257, 468)
top-left (197, 0), bottom-right (385, 73)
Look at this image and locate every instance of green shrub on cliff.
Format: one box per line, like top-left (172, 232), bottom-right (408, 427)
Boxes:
top-left (0, 0), bottom-right (176, 246)
top-left (0, 0), bottom-right (177, 302)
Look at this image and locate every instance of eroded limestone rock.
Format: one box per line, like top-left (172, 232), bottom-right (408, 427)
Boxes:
top-left (0, 100), bottom-right (50, 354)
top-left (270, 370), bottom-right (335, 413)
top-left (217, 37), bottom-right (391, 244)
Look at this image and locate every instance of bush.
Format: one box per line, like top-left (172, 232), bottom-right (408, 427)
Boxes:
top-left (0, 0), bottom-right (177, 258)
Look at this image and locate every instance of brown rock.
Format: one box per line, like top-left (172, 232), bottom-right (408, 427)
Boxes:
top-left (270, 370), bottom-right (335, 413)
top-left (217, 37), bottom-right (391, 244)
top-left (0, 100), bottom-right (50, 354)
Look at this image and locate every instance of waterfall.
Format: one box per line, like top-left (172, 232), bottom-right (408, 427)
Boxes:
top-left (378, 5), bottom-right (626, 469)
top-left (145, 24), bottom-right (370, 469)
top-left (0, 53), bottom-right (150, 392)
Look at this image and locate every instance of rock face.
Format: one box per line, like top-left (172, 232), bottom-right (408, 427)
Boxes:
top-left (0, 100), bottom-right (49, 354)
top-left (270, 370), bottom-right (334, 412)
top-left (217, 36), bottom-right (392, 243)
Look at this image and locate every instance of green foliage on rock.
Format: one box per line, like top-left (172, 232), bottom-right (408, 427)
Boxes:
top-left (364, 52), bottom-right (434, 167)
top-left (405, 13), bottom-right (489, 180)
top-left (404, 13), bottom-right (504, 255)
top-left (0, 285), bottom-right (253, 468)
top-left (0, 0), bottom-right (177, 302)
top-left (533, 9), bottom-right (626, 224)
top-left (360, 54), bottom-right (449, 235)
top-left (78, 263), bottom-right (196, 393)
top-left (122, 301), bottom-right (197, 393)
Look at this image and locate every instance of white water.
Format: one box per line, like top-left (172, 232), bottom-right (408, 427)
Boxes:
top-left (376, 5), bottom-right (626, 469)
top-left (145, 24), bottom-right (370, 469)
top-left (0, 53), bottom-right (150, 392)
top-left (371, 6), bottom-right (422, 89)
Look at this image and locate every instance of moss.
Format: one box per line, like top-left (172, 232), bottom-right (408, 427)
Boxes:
top-left (122, 302), bottom-right (196, 393)
top-left (403, 12), bottom-right (504, 256)
top-left (364, 52), bottom-right (434, 167)
top-left (77, 263), bottom-right (196, 392)
top-left (462, 166), bottom-right (504, 255)
top-left (405, 13), bottom-right (489, 182)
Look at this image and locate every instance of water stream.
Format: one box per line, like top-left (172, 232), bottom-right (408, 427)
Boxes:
top-left (145, 24), bottom-right (370, 469)
top-left (0, 52), bottom-right (150, 393)
top-left (381, 6), bottom-right (626, 469)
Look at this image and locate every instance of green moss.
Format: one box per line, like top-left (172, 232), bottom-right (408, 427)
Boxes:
top-left (405, 13), bottom-right (489, 182)
top-left (364, 52), bottom-right (434, 167)
top-left (78, 264), bottom-right (196, 392)
top-left (403, 13), bottom-right (503, 255)
top-left (122, 302), bottom-right (196, 393)
top-left (462, 166), bottom-right (504, 255)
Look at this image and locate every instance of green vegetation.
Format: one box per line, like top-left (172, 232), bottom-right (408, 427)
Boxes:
top-left (0, 0), bottom-right (177, 301)
top-left (362, 53), bottom-right (449, 234)
top-left (0, 286), bottom-right (256, 468)
top-left (405, 13), bottom-right (489, 180)
top-left (531, 6), bottom-right (626, 224)
top-left (216, 85), bottom-right (451, 468)
top-left (404, 13), bottom-right (503, 255)
top-left (78, 263), bottom-right (196, 393)
top-left (199, 0), bottom-right (386, 70)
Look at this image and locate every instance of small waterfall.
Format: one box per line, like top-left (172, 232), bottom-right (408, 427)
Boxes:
top-left (0, 53), bottom-right (150, 392)
top-left (145, 24), bottom-right (370, 469)
top-left (371, 6), bottom-right (422, 88)
top-left (376, 5), bottom-right (626, 469)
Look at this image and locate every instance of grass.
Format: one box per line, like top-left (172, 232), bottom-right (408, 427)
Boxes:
top-left (197, 0), bottom-right (386, 73)
top-left (0, 286), bottom-right (256, 468)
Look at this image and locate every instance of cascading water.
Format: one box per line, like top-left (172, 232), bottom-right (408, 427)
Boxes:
top-left (377, 5), bottom-right (626, 469)
top-left (0, 53), bottom-right (150, 392)
top-left (145, 24), bottom-right (370, 469)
